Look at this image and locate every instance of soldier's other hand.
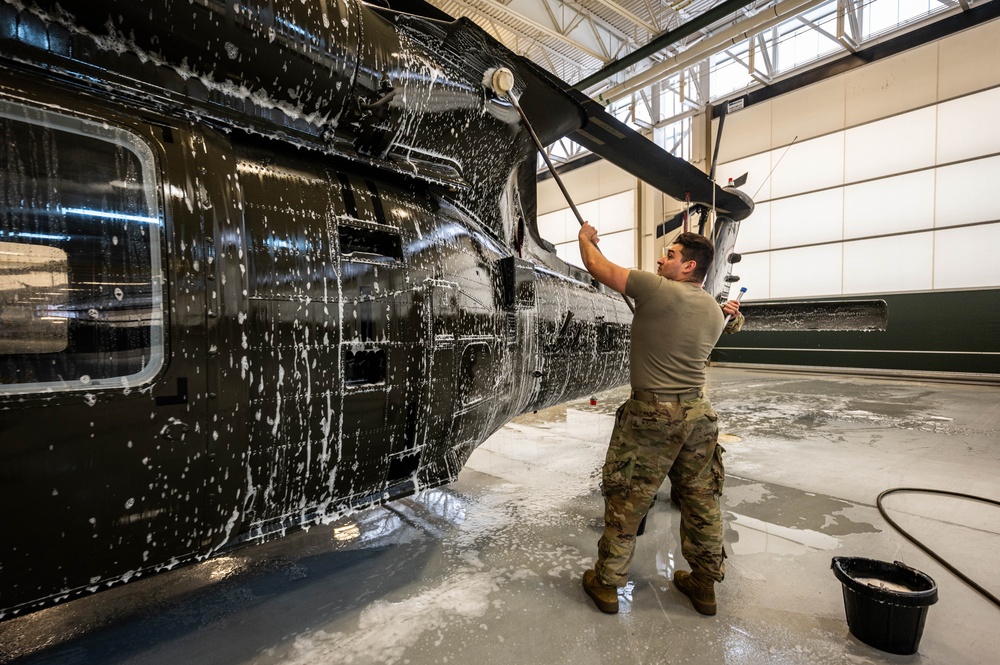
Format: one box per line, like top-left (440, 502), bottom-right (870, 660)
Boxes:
top-left (722, 299), bottom-right (740, 317)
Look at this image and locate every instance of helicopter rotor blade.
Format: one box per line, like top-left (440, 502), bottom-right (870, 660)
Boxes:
top-left (565, 89), bottom-right (752, 220)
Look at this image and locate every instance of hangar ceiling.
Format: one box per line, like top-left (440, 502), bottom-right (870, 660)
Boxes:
top-left (426, 0), bottom-right (759, 88)
top-left (421, 0), bottom-right (986, 138)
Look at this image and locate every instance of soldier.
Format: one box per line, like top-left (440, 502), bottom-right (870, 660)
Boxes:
top-left (577, 223), bottom-right (742, 616)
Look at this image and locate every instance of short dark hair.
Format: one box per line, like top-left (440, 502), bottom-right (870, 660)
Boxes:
top-left (674, 232), bottom-right (714, 282)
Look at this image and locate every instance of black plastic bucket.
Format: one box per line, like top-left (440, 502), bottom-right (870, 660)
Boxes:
top-left (831, 557), bottom-right (938, 655)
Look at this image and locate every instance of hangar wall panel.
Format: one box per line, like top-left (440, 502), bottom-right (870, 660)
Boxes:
top-left (937, 15), bottom-right (1000, 99)
top-left (714, 16), bottom-right (1000, 379)
top-left (536, 189), bottom-right (636, 269)
top-left (770, 76), bottom-right (845, 149)
top-left (935, 156), bottom-right (1000, 228)
top-left (844, 43), bottom-right (939, 127)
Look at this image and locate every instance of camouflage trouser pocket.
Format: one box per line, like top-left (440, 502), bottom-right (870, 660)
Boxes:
top-left (603, 446), bottom-right (637, 496)
top-left (683, 397), bottom-right (718, 424)
top-left (614, 402), bottom-right (627, 428)
top-left (627, 399), bottom-right (683, 435)
top-left (711, 444), bottom-right (726, 495)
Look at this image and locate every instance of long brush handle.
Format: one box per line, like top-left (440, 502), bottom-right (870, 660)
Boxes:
top-left (504, 89), bottom-right (635, 314)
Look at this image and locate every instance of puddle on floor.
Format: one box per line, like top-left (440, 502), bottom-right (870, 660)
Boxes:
top-left (708, 379), bottom-right (976, 441)
top-left (724, 476), bottom-right (880, 537)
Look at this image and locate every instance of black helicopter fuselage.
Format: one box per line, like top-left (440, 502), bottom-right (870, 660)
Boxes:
top-left (0, 0), bottom-right (630, 618)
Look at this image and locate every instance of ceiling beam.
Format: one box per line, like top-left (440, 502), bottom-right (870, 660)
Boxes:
top-left (560, 0), bottom-right (643, 44)
top-left (585, 0), bottom-right (658, 34)
top-left (599, 0), bottom-right (828, 103)
top-left (450, 0), bottom-right (610, 62)
top-left (574, 0), bottom-right (759, 90)
top-left (448, 0), bottom-right (599, 71)
top-left (796, 14), bottom-right (842, 48)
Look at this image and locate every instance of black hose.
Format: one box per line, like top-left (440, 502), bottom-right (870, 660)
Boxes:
top-left (876, 487), bottom-right (1000, 609)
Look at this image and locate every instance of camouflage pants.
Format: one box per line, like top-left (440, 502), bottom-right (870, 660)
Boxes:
top-left (595, 396), bottom-right (726, 587)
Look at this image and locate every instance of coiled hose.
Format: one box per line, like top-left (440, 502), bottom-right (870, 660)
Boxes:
top-left (876, 487), bottom-right (999, 609)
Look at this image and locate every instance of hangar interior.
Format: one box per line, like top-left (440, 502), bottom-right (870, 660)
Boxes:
top-left (1, 1), bottom-right (998, 664)
top-left (524, 0), bottom-right (1000, 381)
top-left (2, 371), bottom-right (997, 664)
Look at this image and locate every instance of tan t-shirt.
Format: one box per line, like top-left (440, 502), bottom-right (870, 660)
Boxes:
top-left (626, 270), bottom-right (726, 392)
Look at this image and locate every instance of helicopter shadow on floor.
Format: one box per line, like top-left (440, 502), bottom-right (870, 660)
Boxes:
top-left (0, 490), bottom-right (470, 665)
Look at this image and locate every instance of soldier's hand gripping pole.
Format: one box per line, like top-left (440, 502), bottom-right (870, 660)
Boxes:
top-left (722, 287), bottom-right (748, 329)
top-left (709, 287), bottom-right (747, 364)
top-left (488, 67), bottom-right (635, 314)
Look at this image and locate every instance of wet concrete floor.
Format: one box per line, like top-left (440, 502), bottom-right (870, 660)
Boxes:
top-left (1, 368), bottom-right (998, 664)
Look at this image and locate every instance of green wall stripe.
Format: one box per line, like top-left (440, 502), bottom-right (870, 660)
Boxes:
top-left (713, 289), bottom-right (1000, 376)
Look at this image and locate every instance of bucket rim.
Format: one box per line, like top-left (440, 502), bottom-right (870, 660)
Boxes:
top-left (831, 556), bottom-right (939, 606)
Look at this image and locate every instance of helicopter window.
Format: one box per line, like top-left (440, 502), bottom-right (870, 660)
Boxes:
top-left (0, 100), bottom-right (163, 395)
top-left (338, 224), bottom-right (403, 264)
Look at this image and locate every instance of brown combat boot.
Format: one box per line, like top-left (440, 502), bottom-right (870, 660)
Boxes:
top-left (582, 569), bottom-right (619, 614)
top-left (672, 570), bottom-right (716, 615)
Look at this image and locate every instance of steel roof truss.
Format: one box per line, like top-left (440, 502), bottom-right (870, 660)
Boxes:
top-left (453, 0), bottom-right (609, 62)
top-left (796, 13), bottom-right (843, 48)
top-left (837, 0), bottom-right (862, 51)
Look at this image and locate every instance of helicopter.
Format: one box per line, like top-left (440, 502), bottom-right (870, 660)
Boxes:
top-left (0, 0), bottom-right (754, 619)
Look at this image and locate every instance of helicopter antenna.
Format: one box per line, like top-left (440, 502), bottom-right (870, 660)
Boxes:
top-left (753, 135), bottom-right (799, 200)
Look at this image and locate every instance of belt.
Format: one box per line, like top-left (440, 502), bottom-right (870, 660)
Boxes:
top-left (631, 388), bottom-right (703, 403)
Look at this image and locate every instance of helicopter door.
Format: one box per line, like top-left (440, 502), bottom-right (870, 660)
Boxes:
top-left (235, 154), bottom-right (339, 530)
top-left (0, 103), bottom-right (209, 611)
top-left (419, 278), bottom-right (460, 482)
